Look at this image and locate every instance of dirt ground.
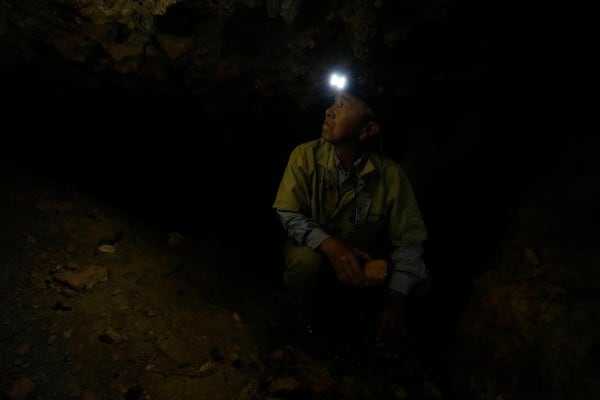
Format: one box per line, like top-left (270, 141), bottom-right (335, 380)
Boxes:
top-left (1, 162), bottom-right (445, 400)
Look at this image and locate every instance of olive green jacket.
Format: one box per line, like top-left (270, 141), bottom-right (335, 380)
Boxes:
top-left (273, 138), bottom-right (427, 253)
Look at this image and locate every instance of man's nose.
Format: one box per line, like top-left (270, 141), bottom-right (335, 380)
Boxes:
top-left (325, 107), bottom-right (334, 118)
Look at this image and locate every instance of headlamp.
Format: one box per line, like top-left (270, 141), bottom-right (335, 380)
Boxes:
top-left (326, 68), bottom-right (381, 117)
top-left (327, 70), bottom-right (370, 99)
top-left (329, 73), bottom-right (347, 90)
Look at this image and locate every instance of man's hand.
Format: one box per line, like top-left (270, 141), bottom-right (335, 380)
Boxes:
top-left (319, 237), bottom-right (371, 286)
top-left (376, 290), bottom-right (407, 347)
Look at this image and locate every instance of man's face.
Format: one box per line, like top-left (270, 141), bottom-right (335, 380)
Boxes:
top-left (321, 93), bottom-right (368, 145)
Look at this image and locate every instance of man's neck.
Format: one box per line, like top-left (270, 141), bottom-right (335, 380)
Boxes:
top-left (335, 146), bottom-right (363, 172)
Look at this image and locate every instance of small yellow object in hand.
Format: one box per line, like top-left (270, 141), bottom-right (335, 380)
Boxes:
top-left (363, 259), bottom-right (388, 285)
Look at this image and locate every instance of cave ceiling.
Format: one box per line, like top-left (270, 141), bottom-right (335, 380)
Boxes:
top-left (0, 0), bottom-right (587, 126)
top-left (1, 0), bottom-right (461, 116)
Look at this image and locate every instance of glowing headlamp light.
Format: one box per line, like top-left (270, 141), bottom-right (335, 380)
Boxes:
top-left (329, 73), bottom-right (347, 90)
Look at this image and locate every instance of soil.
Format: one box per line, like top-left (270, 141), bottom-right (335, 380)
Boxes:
top-left (1, 161), bottom-right (446, 400)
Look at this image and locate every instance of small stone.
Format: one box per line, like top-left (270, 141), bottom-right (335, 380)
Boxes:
top-left (270, 376), bottom-right (300, 394)
top-left (8, 376), bottom-right (34, 400)
top-left (16, 342), bottom-right (31, 355)
top-left (98, 245), bottom-right (116, 254)
top-left (231, 312), bottom-right (243, 323)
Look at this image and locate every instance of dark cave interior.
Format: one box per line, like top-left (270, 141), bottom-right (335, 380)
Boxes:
top-left (1, 0), bottom-right (597, 399)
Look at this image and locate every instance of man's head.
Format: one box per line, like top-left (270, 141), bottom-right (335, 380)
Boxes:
top-left (321, 70), bottom-right (382, 148)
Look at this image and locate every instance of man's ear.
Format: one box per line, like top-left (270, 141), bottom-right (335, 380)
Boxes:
top-left (359, 121), bottom-right (380, 141)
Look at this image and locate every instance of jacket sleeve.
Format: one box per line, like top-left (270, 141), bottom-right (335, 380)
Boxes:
top-left (387, 167), bottom-right (428, 247)
top-left (275, 209), bottom-right (331, 249)
top-left (388, 244), bottom-right (429, 295)
top-left (272, 145), bottom-right (311, 213)
top-left (273, 145), bottom-right (330, 249)
top-left (386, 166), bottom-right (429, 294)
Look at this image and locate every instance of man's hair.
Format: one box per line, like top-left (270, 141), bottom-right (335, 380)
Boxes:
top-left (345, 73), bottom-right (380, 114)
top-left (360, 101), bottom-right (377, 123)
top-left (336, 70), bottom-right (389, 128)
top-left (344, 70), bottom-right (393, 155)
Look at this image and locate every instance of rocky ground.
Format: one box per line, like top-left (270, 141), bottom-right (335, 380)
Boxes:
top-left (3, 136), bottom-right (598, 400)
top-left (1, 161), bottom-right (445, 400)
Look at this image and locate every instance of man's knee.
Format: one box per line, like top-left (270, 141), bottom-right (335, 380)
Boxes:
top-left (282, 240), bottom-right (325, 291)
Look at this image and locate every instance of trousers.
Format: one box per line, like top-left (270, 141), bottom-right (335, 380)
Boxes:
top-left (281, 239), bottom-right (384, 339)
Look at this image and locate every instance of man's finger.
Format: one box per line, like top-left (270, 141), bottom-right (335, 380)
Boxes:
top-left (348, 260), bottom-right (367, 286)
top-left (332, 262), bottom-right (347, 283)
top-left (354, 248), bottom-right (372, 261)
top-left (337, 266), bottom-right (350, 284)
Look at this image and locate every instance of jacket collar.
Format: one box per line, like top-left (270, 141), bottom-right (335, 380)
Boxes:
top-left (319, 139), bottom-right (377, 177)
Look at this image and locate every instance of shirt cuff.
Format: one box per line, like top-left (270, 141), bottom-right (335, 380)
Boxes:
top-left (306, 228), bottom-right (331, 250)
top-left (388, 272), bottom-right (419, 295)
top-left (388, 244), bottom-right (429, 295)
